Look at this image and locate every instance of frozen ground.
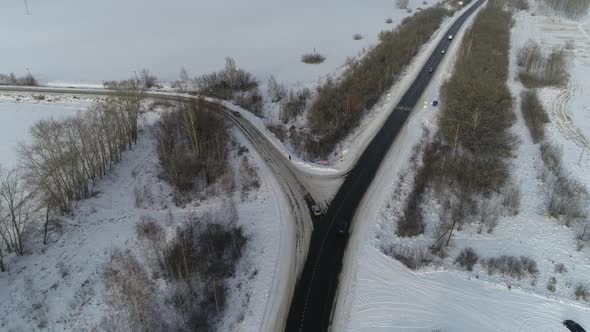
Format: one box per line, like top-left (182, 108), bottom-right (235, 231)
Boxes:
top-left (0, 107), bottom-right (289, 330)
top-left (334, 3), bottom-right (590, 331)
top-left (2, 0), bottom-right (431, 86)
top-left (0, 99), bottom-right (88, 167)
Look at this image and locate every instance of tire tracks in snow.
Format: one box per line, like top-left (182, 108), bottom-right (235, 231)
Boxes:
top-left (547, 79), bottom-right (589, 149)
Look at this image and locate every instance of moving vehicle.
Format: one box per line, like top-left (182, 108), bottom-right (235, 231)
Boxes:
top-left (448, 34), bottom-right (453, 40)
top-left (232, 111), bottom-right (241, 117)
top-left (441, 49), bottom-right (446, 54)
top-left (336, 221), bottom-right (347, 235)
top-left (311, 204), bottom-right (322, 217)
top-left (428, 67), bottom-right (434, 73)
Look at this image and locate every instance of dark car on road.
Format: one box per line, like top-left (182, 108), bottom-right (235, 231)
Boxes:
top-left (336, 221), bottom-right (347, 235)
top-left (232, 111), bottom-right (241, 117)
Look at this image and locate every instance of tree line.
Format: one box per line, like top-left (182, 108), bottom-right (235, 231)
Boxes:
top-left (0, 78), bottom-right (148, 271)
top-left (305, 5), bottom-right (453, 159)
top-left (397, 2), bottom-right (515, 246)
top-left (0, 72), bottom-right (37, 86)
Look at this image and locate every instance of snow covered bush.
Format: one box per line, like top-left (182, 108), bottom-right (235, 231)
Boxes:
top-left (481, 255), bottom-right (538, 280)
top-left (195, 57), bottom-right (258, 100)
top-left (547, 277), bottom-right (557, 292)
top-left (139, 68), bottom-right (159, 89)
top-left (157, 100), bottom-right (230, 199)
top-left (554, 263), bottom-right (567, 274)
top-left (240, 156), bottom-right (260, 200)
top-left (280, 88), bottom-right (311, 124)
top-left (383, 244), bottom-right (434, 270)
top-left (396, 0), bottom-right (409, 9)
top-left (301, 52), bottom-right (326, 64)
top-left (455, 247), bottom-right (479, 271)
top-left (267, 75), bottom-right (287, 102)
top-left (161, 213), bottom-right (248, 330)
top-left (520, 90), bottom-right (550, 143)
top-left (517, 40), bottom-right (569, 88)
top-left (500, 184), bottom-right (519, 215)
top-left (236, 90), bottom-right (264, 116)
top-left (575, 283), bottom-right (589, 301)
top-left (103, 249), bottom-right (161, 331)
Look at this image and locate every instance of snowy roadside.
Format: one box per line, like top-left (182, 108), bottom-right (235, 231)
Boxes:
top-left (334, 3), bottom-right (590, 331)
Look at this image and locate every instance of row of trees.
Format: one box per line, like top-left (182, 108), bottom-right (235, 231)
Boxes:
top-left (397, 3), bottom-right (515, 243)
top-left (0, 79), bottom-right (147, 270)
top-left (0, 72), bottom-right (37, 86)
top-left (20, 82), bottom-right (145, 214)
top-left (305, 5), bottom-right (453, 158)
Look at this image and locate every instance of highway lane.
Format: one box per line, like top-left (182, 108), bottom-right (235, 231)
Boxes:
top-left (284, 0), bottom-right (486, 331)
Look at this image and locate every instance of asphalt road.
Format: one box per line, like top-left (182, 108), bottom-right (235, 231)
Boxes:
top-left (284, 1), bottom-right (486, 331)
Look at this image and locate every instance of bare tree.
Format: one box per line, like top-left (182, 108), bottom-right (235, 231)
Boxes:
top-left (172, 66), bottom-right (191, 93)
top-left (0, 169), bottom-right (38, 255)
top-left (20, 76), bottom-right (146, 215)
top-left (140, 69), bottom-right (158, 89)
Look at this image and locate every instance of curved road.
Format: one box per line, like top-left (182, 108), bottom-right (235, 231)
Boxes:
top-left (0, 85), bottom-right (314, 332)
top-left (284, 0), bottom-right (485, 331)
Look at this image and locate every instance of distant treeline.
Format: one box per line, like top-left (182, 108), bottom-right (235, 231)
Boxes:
top-left (0, 72), bottom-right (37, 86)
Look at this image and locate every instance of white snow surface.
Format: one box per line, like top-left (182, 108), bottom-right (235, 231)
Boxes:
top-left (3, 0), bottom-right (430, 85)
top-left (0, 99), bottom-right (87, 168)
top-left (0, 106), bottom-right (289, 331)
top-left (334, 3), bottom-right (590, 331)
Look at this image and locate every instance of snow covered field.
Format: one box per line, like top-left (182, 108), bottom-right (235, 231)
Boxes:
top-left (2, 0), bottom-right (431, 86)
top-left (335, 3), bottom-right (590, 331)
top-left (0, 98), bottom-right (88, 167)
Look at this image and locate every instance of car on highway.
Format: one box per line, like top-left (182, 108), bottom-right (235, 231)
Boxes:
top-left (428, 67), bottom-right (434, 73)
top-left (311, 204), bottom-right (322, 217)
top-left (336, 221), bottom-right (347, 235)
top-left (441, 49), bottom-right (446, 54)
top-left (448, 34), bottom-right (453, 40)
top-left (232, 111), bottom-right (241, 117)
